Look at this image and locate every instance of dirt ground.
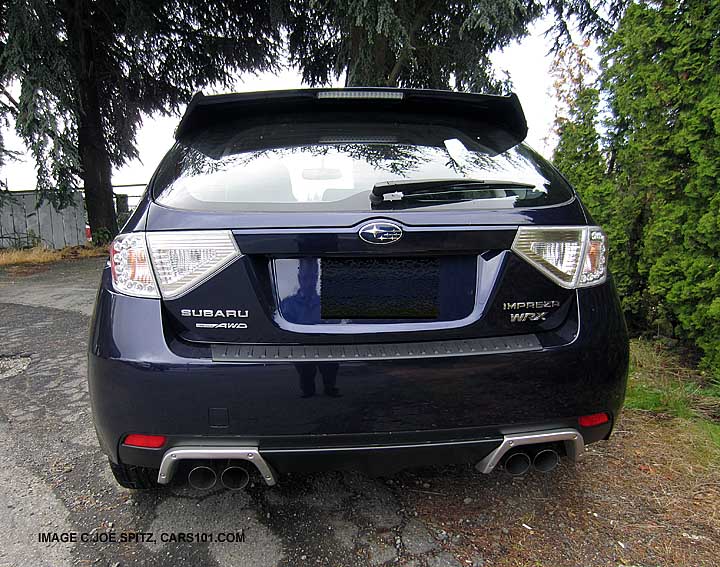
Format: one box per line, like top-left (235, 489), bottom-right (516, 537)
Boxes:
top-left (398, 412), bottom-right (719, 567)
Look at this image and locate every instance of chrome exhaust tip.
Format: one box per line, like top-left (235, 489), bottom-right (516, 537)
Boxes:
top-left (504, 452), bottom-right (532, 476)
top-left (220, 465), bottom-right (250, 491)
top-left (533, 448), bottom-right (560, 473)
top-left (474, 429), bottom-right (583, 475)
top-left (188, 465), bottom-right (217, 490)
top-left (157, 447), bottom-right (277, 486)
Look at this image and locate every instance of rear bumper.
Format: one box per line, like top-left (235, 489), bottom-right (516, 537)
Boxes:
top-left (155, 427), bottom-right (588, 485)
top-left (120, 420), bottom-right (612, 479)
top-left (88, 274), bottom-right (628, 473)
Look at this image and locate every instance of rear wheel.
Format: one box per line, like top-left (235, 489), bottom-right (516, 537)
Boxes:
top-left (108, 459), bottom-right (159, 489)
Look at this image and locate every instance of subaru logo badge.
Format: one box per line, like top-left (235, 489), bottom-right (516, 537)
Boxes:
top-left (358, 221), bottom-right (403, 245)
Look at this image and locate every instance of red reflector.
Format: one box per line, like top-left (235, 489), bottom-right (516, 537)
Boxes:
top-left (123, 434), bottom-right (167, 448)
top-left (578, 413), bottom-right (610, 427)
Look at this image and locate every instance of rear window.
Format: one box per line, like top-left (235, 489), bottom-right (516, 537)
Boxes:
top-left (152, 121), bottom-right (574, 212)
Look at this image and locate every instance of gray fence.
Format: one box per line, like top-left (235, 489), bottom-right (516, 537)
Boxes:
top-left (0, 191), bottom-right (86, 249)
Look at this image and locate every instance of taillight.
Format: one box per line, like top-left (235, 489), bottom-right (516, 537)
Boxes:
top-left (511, 226), bottom-right (608, 288)
top-left (146, 231), bottom-right (241, 299)
top-left (109, 230), bottom-right (241, 299)
top-left (579, 229), bottom-right (607, 286)
top-left (110, 233), bottom-right (159, 298)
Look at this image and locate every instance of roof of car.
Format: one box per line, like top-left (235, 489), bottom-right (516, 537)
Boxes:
top-left (175, 88), bottom-right (528, 155)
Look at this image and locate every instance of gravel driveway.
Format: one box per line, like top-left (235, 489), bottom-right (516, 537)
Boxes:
top-left (0, 258), bottom-right (717, 567)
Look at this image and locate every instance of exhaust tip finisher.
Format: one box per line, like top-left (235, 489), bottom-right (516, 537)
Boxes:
top-left (220, 465), bottom-right (250, 491)
top-left (188, 465), bottom-right (217, 490)
top-left (504, 452), bottom-right (531, 475)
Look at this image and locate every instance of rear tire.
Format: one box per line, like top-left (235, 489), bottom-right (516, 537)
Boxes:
top-left (108, 459), bottom-right (160, 489)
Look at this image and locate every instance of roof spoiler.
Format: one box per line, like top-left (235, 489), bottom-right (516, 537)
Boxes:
top-left (175, 88), bottom-right (528, 154)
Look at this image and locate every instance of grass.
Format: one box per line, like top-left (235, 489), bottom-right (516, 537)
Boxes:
top-left (0, 244), bottom-right (107, 266)
top-left (626, 338), bottom-right (720, 456)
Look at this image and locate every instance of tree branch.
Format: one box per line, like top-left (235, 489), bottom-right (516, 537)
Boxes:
top-left (386, 0), bottom-right (433, 86)
top-left (0, 86), bottom-right (21, 115)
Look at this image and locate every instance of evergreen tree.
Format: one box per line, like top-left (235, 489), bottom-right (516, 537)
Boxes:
top-left (553, 82), bottom-right (649, 329)
top-left (284, 0), bottom-right (628, 90)
top-left (1, 1), bottom-right (282, 242)
top-left (555, 0), bottom-right (720, 376)
top-left (605, 0), bottom-right (720, 375)
top-left (553, 87), bottom-right (604, 191)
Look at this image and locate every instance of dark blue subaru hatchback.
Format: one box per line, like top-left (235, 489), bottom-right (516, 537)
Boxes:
top-left (89, 88), bottom-right (628, 490)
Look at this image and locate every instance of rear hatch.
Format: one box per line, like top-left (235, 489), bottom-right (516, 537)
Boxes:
top-left (145, 89), bottom-right (585, 346)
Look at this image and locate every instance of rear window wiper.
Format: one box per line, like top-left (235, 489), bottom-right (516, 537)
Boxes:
top-left (370, 178), bottom-right (538, 205)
